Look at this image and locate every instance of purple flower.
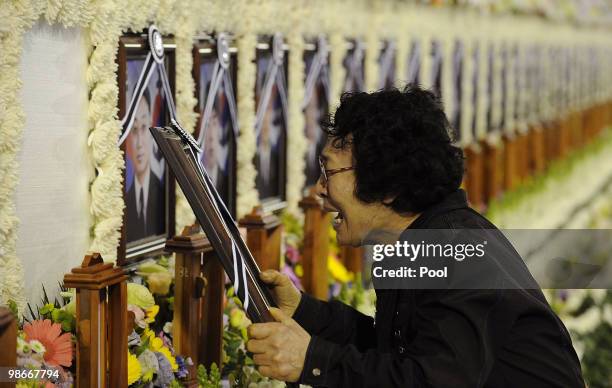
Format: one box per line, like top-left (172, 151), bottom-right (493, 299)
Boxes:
top-left (285, 245), bottom-right (301, 264)
top-left (281, 265), bottom-right (303, 291)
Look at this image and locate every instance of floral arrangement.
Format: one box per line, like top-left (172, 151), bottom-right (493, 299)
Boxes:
top-left (221, 287), bottom-right (285, 388)
top-left (334, 273), bottom-right (376, 318)
top-left (125, 256), bottom-right (193, 387)
top-left (546, 289), bottom-right (612, 387)
top-left (10, 285), bottom-right (76, 387)
top-left (280, 212), bottom-right (305, 290)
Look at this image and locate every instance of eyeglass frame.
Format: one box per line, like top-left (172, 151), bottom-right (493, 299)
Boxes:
top-left (318, 156), bottom-right (354, 186)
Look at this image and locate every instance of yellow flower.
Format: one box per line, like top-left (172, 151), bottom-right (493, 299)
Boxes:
top-left (229, 308), bottom-right (249, 330)
top-left (295, 264), bottom-right (303, 277)
top-left (158, 346), bottom-right (178, 371)
top-left (141, 369), bottom-right (154, 382)
top-left (146, 272), bottom-right (173, 295)
top-left (328, 255), bottom-right (353, 283)
top-left (142, 328), bottom-right (163, 351)
top-left (127, 351), bottom-right (142, 385)
top-left (145, 305), bottom-right (159, 323)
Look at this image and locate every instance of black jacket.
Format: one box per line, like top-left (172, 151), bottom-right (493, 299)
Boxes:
top-left (294, 189), bottom-right (585, 387)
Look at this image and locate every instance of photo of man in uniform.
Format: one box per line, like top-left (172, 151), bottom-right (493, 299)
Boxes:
top-left (125, 88), bottom-right (166, 242)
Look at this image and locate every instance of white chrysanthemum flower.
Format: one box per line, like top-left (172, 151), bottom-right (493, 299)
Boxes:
top-left (564, 307), bottom-right (601, 335)
top-left (29, 340), bottom-right (46, 354)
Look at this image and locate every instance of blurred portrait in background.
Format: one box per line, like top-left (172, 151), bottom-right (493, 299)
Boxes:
top-left (124, 61), bottom-right (168, 243)
top-left (254, 49), bottom-right (287, 201)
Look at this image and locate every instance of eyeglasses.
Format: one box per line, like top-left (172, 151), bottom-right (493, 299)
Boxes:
top-left (319, 156), bottom-right (354, 186)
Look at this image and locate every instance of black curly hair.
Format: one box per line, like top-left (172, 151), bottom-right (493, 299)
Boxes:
top-left (322, 84), bottom-right (464, 214)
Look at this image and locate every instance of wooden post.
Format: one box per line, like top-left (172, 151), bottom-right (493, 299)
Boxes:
top-left (528, 124), bottom-right (546, 175)
top-left (464, 143), bottom-right (485, 211)
top-left (482, 139), bottom-right (503, 203)
top-left (166, 224), bottom-right (221, 385)
top-left (0, 307), bottom-right (16, 388)
top-left (340, 246), bottom-right (363, 276)
top-left (63, 253), bottom-right (128, 388)
top-left (299, 190), bottom-right (331, 300)
top-left (502, 132), bottom-right (518, 191)
top-left (515, 131), bottom-right (530, 183)
top-left (239, 206), bottom-right (283, 271)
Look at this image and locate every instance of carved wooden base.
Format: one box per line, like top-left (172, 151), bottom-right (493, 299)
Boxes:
top-left (166, 225), bottom-right (216, 386)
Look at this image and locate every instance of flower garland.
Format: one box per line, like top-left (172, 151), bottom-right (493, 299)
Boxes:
top-left (285, 32), bottom-right (306, 216)
top-left (235, 33), bottom-right (259, 218)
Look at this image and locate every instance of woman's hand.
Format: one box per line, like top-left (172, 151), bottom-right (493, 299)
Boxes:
top-left (260, 270), bottom-right (302, 317)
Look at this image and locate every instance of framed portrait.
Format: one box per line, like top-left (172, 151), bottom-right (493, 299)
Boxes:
top-left (407, 38), bottom-right (421, 86)
top-left (343, 39), bottom-right (365, 93)
top-left (452, 39), bottom-right (464, 141)
top-left (303, 37), bottom-right (330, 189)
top-left (378, 40), bottom-right (396, 90)
top-left (193, 33), bottom-right (238, 216)
top-left (117, 33), bottom-right (176, 265)
top-left (430, 39), bottom-right (443, 99)
top-left (254, 34), bottom-right (289, 210)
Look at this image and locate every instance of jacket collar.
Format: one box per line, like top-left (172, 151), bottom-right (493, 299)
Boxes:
top-left (407, 189), bottom-right (469, 230)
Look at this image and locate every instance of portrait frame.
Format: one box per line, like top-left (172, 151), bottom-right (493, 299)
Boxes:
top-left (193, 33), bottom-right (239, 216)
top-left (302, 36), bottom-right (330, 190)
top-left (254, 33), bottom-right (289, 213)
top-left (117, 32), bottom-right (176, 266)
top-left (378, 39), bottom-right (396, 90)
top-left (342, 38), bottom-right (365, 93)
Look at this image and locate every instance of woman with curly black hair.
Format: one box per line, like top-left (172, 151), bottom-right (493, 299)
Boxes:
top-left (247, 85), bottom-right (585, 388)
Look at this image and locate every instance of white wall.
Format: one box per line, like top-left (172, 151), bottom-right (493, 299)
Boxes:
top-left (16, 20), bottom-right (92, 307)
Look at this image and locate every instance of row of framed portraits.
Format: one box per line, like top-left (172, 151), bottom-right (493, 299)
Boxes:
top-left (116, 31), bottom-right (606, 264)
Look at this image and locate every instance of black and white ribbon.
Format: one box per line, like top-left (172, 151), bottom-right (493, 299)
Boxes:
top-left (378, 41), bottom-right (396, 89)
top-left (118, 25), bottom-right (177, 145)
top-left (197, 33), bottom-right (239, 155)
top-left (255, 33), bottom-right (288, 139)
top-left (343, 40), bottom-right (365, 93)
top-left (303, 36), bottom-right (330, 108)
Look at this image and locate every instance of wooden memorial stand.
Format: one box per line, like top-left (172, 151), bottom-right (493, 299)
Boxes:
top-left (528, 124), bottom-right (546, 175)
top-left (340, 246), bottom-right (363, 277)
top-left (502, 132), bottom-right (519, 191)
top-left (299, 190), bottom-right (331, 300)
top-left (239, 206), bottom-right (283, 271)
top-left (165, 225), bottom-right (222, 385)
top-left (464, 143), bottom-right (485, 211)
top-left (515, 130), bottom-right (530, 183)
top-left (63, 253), bottom-right (128, 388)
top-left (482, 138), bottom-right (504, 204)
top-left (0, 307), bottom-right (16, 388)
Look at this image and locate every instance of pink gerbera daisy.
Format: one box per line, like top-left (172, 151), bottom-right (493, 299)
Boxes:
top-left (23, 319), bottom-right (72, 367)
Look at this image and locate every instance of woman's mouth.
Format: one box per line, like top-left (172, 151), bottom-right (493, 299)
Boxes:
top-left (332, 211), bottom-right (344, 230)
